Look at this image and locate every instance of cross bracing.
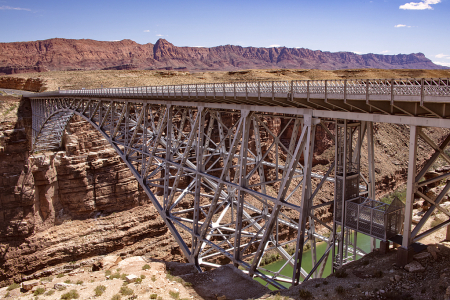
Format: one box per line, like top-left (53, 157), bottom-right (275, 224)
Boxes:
top-left (27, 78), bottom-right (450, 288)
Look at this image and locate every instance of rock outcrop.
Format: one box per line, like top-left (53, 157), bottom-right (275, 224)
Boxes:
top-left (0, 38), bottom-right (445, 75)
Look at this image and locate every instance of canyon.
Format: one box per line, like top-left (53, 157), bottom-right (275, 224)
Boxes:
top-left (0, 38), bottom-right (446, 75)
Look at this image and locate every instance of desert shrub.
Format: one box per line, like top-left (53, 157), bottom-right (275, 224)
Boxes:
top-left (142, 264), bottom-right (151, 270)
top-left (135, 278), bottom-right (142, 284)
top-left (373, 270), bottom-right (383, 278)
top-left (299, 289), bottom-right (312, 298)
top-left (45, 290), bottom-right (55, 296)
top-left (120, 273), bottom-right (128, 280)
top-left (105, 270), bottom-right (112, 276)
top-left (7, 283), bottom-right (20, 291)
top-left (140, 275), bottom-right (146, 279)
top-left (95, 285), bottom-right (107, 296)
top-left (111, 295), bottom-right (121, 300)
top-left (60, 289), bottom-right (80, 299)
top-left (169, 290), bottom-right (180, 299)
top-left (57, 274), bottom-right (65, 278)
top-left (76, 280), bottom-right (83, 285)
top-left (64, 279), bottom-right (72, 284)
top-left (335, 269), bottom-right (348, 278)
top-left (119, 286), bottom-right (134, 296)
top-left (33, 287), bottom-right (45, 296)
top-left (110, 272), bottom-right (121, 279)
top-left (151, 275), bottom-right (157, 282)
top-left (335, 286), bottom-right (345, 294)
top-left (40, 276), bottom-right (54, 282)
top-left (150, 294), bottom-right (158, 299)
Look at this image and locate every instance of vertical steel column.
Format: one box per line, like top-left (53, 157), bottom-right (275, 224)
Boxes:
top-left (398, 125), bottom-right (418, 265)
top-left (163, 105), bottom-right (173, 210)
top-left (293, 115), bottom-right (317, 285)
top-left (192, 107), bottom-right (205, 268)
top-left (367, 121), bottom-right (377, 251)
top-left (234, 110), bottom-right (252, 265)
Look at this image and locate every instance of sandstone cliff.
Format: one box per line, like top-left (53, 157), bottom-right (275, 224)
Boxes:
top-left (0, 38), bottom-right (445, 75)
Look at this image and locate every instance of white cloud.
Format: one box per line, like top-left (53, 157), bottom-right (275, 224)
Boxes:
top-left (395, 24), bottom-right (411, 28)
top-left (400, 0), bottom-right (440, 10)
top-left (192, 46), bottom-right (205, 48)
top-left (0, 5), bottom-right (31, 11)
top-left (433, 61), bottom-right (450, 67)
top-left (269, 44), bottom-right (281, 47)
top-left (435, 53), bottom-right (450, 59)
top-left (381, 50), bottom-right (390, 54)
top-left (353, 51), bottom-right (362, 54)
top-left (143, 30), bottom-right (150, 32)
top-left (156, 34), bottom-right (164, 37)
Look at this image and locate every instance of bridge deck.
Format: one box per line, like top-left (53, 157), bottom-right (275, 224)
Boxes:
top-left (28, 78), bottom-right (450, 128)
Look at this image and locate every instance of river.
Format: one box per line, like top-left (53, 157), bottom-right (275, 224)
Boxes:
top-left (255, 233), bottom-right (380, 289)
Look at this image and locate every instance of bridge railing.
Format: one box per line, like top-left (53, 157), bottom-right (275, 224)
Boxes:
top-left (57, 78), bottom-right (450, 99)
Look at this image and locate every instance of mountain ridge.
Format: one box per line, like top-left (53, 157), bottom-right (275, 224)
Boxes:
top-left (0, 38), bottom-right (445, 74)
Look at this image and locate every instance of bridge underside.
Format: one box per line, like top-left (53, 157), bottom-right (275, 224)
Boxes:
top-left (29, 89), bottom-right (450, 288)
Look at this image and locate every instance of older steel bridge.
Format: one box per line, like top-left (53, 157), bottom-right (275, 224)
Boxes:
top-left (27, 78), bottom-right (450, 288)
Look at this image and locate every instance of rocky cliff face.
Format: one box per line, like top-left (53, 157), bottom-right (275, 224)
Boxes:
top-left (0, 105), bottom-right (180, 285)
top-left (0, 38), bottom-right (445, 75)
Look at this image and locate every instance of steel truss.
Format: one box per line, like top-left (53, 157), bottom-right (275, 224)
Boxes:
top-left (28, 84), bottom-right (450, 286)
top-left (30, 97), bottom-right (344, 287)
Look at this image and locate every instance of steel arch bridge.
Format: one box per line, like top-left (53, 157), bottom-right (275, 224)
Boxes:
top-left (27, 78), bottom-right (450, 288)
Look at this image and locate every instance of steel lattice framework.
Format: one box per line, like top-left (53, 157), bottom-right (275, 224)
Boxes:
top-left (28, 78), bottom-right (450, 288)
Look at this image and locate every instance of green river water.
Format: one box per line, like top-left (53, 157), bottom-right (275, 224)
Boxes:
top-left (255, 233), bottom-right (380, 289)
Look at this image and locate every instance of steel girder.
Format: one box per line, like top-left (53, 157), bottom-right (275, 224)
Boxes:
top-left (30, 97), bottom-right (345, 288)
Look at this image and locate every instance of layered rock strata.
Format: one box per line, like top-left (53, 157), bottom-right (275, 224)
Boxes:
top-left (0, 38), bottom-right (445, 75)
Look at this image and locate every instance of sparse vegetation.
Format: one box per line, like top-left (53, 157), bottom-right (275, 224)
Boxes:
top-left (95, 285), bottom-right (107, 296)
top-left (140, 274), bottom-right (146, 279)
top-left (105, 270), bottom-right (112, 276)
top-left (151, 275), bottom-right (157, 282)
top-left (76, 280), bottom-right (83, 285)
top-left (299, 289), bottom-right (312, 298)
top-left (120, 273), bottom-right (128, 280)
top-left (64, 279), bottom-right (72, 284)
top-left (135, 277), bottom-right (142, 284)
top-left (33, 287), bottom-right (45, 296)
top-left (111, 295), bottom-right (121, 300)
top-left (142, 264), bottom-right (151, 270)
top-left (150, 294), bottom-right (158, 299)
top-left (45, 290), bottom-right (55, 296)
top-left (119, 286), bottom-right (134, 296)
top-left (57, 274), bottom-right (65, 278)
top-left (40, 276), bottom-right (54, 282)
top-left (335, 269), bottom-right (348, 278)
top-left (6, 283), bottom-right (20, 291)
top-left (169, 290), bottom-right (180, 299)
top-left (60, 289), bottom-right (80, 299)
top-left (335, 286), bottom-right (345, 294)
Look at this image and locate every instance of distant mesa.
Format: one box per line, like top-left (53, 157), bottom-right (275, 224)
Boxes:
top-left (0, 38), bottom-right (446, 75)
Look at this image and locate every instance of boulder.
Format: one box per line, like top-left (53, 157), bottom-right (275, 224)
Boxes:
top-left (54, 282), bottom-right (74, 291)
top-left (404, 261), bottom-right (425, 273)
top-left (21, 280), bottom-right (39, 291)
top-left (125, 274), bottom-right (139, 283)
top-left (413, 252), bottom-right (431, 260)
top-left (101, 255), bottom-right (122, 270)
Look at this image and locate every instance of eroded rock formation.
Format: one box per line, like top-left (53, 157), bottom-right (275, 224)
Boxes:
top-left (0, 38), bottom-right (445, 75)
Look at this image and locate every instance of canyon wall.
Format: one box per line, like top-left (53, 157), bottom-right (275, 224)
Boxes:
top-left (0, 38), bottom-right (445, 75)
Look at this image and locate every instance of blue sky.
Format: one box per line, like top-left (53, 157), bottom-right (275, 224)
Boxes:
top-left (1, 0), bottom-right (449, 67)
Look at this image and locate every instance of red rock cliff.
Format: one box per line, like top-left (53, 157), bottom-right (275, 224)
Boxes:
top-left (0, 38), bottom-right (445, 74)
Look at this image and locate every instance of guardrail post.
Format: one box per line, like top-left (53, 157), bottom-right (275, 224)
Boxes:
top-left (421, 78), bottom-right (425, 106)
top-left (391, 79), bottom-right (394, 105)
